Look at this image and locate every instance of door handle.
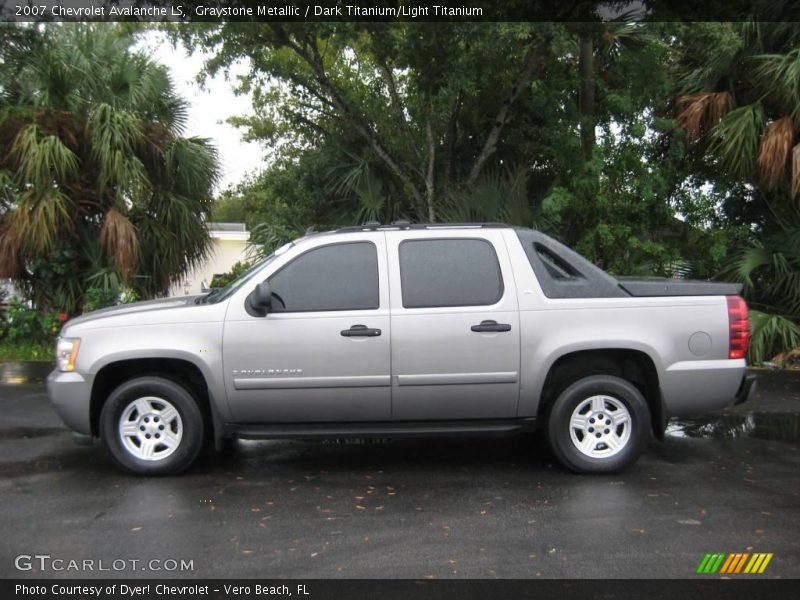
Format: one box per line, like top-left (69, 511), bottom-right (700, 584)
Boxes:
top-left (471, 320), bottom-right (511, 333)
top-left (341, 324), bottom-right (382, 337)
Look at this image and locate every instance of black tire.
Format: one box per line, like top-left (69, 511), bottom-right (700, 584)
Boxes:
top-left (546, 374), bottom-right (651, 474)
top-left (100, 376), bottom-right (205, 475)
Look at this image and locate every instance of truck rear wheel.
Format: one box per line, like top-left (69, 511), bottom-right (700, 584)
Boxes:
top-left (100, 376), bottom-right (204, 475)
top-left (546, 374), bottom-right (651, 473)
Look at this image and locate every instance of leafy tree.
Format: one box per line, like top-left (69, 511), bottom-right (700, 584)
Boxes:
top-left (176, 22), bottom-right (557, 223)
top-left (181, 21), bottom-right (700, 277)
top-left (0, 24), bottom-right (220, 313)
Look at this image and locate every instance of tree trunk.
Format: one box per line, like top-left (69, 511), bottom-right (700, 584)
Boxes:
top-left (466, 40), bottom-right (545, 188)
top-left (578, 32), bottom-right (596, 162)
top-left (425, 119), bottom-right (436, 222)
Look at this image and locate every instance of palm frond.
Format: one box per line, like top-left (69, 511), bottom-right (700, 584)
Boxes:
top-left (748, 310), bottom-right (800, 365)
top-left (436, 167), bottom-right (533, 226)
top-left (4, 188), bottom-right (74, 255)
top-left (89, 103), bottom-right (144, 190)
top-left (123, 156), bottom-right (153, 204)
top-left (137, 64), bottom-right (189, 135)
top-left (709, 103), bottom-right (765, 179)
top-left (164, 137), bottom-right (220, 200)
top-left (792, 143), bottom-right (800, 199)
top-left (24, 190), bottom-right (75, 253)
top-left (757, 117), bottom-right (795, 188)
top-left (732, 244), bottom-right (770, 290)
top-left (27, 45), bottom-right (80, 111)
top-left (752, 48), bottom-right (800, 108)
top-left (10, 125), bottom-right (79, 188)
top-left (0, 216), bottom-right (24, 278)
top-left (100, 208), bottom-right (140, 280)
top-left (676, 91), bottom-right (734, 143)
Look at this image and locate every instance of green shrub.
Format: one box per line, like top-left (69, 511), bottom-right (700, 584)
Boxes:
top-left (0, 342), bottom-right (54, 361)
top-left (1, 299), bottom-right (61, 345)
top-left (120, 288), bottom-right (140, 304)
top-left (83, 287), bottom-right (119, 313)
top-left (83, 286), bottom-right (140, 313)
top-left (210, 261), bottom-right (252, 289)
top-left (748, 310), bottom-right (800, 365)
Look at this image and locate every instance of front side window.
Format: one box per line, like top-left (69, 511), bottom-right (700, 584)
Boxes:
top-left (399, 238), bottom-right (503, 308)
top-left (268, 242), bottom-right (379, 312)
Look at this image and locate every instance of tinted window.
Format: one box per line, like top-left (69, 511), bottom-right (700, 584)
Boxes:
top-left (268, 242), bottom-right (379, 312)
top-left (399, 239), bottom-right (503, 308)
top-left (535, 243), bottom-right (581, 280)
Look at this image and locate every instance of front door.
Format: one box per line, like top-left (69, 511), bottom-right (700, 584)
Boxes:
top-left (386, 230), bottom-right (521, 420)
top-left (222, 234), bottom-right (391, 423)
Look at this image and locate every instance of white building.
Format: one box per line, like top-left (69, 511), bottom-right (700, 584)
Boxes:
top-left (170, 223), bottom-right (251, 297)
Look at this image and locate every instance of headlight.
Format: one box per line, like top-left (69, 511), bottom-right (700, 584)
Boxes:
top-left (56, 338), bottom-right (81, 372)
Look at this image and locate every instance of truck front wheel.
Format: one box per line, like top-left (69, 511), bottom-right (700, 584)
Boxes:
top-left (546, 375), bottom-right (651, 473)
top-left (100, 376), bottom-right (205, 475)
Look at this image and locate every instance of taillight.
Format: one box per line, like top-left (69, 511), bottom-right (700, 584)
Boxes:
top-left (726, 295), bottom-right (749, 360)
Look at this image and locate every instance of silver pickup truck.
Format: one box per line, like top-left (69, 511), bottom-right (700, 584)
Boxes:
top-left (48, 223), bottom-right (755, 475)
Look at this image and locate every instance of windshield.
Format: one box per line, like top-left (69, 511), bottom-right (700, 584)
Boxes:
top-left (197, 242), bottom-right (293, 305)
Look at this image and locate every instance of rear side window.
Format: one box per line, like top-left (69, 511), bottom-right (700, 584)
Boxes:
top-left (268, 242), bottom-right (379, 312)
top-left (399, 238), bottom-right (503, 308)
top-left (534, 243), bottom-right (581, 280)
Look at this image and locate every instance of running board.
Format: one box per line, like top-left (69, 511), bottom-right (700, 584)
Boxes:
top-left (226, 418), bottom-right (537, 440)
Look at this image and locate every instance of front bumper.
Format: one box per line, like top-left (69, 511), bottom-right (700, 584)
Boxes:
top-left (734, 373), bottom-right (757, 405)
top-left (46, 369), bottom-right (93, 435)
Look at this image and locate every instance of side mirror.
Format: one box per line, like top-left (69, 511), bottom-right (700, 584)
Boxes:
top-left (245, 282), bottom-right (272, 317)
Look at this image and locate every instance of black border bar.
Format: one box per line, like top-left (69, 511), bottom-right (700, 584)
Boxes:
top-left (2, 1), bottom-right (800, 23)
top-left (4, 579), bottom-right (798, 600)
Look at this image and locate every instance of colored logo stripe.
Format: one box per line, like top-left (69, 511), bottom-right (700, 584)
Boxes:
top-left (697, 553), bottom-right (773, 574)
top-left (720, 553), bottom-right (748, 574)
top-left (697, 553), bottom-right (725, 573)
top-left (744, 553), bottom-right (773, 574)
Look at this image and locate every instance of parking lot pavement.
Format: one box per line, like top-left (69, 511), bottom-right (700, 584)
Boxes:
top-left (0, 369), bottom-right (798, 579)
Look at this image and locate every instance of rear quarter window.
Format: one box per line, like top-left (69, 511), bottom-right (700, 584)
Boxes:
top-left (514, 229), bottom-right (627, 299)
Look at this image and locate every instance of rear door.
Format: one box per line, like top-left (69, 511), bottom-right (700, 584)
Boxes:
top-left (386, 229), bottom-right (521, 420)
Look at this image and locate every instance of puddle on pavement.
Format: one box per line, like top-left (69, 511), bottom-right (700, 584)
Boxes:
top-left (667, 412), bottom-right (800, 443)
top-left (0, 362), bottom-right (53, 384)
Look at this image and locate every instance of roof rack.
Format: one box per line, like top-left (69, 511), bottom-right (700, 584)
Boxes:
top-left (333, 221), bottom-right (510, 234)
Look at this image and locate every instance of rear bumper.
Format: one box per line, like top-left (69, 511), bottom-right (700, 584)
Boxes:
top-left (661, 359), bottom-right (747, 417)
top-left (734, 373), bottom-right (757, 405)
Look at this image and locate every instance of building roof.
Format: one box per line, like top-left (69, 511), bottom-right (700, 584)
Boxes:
top-left (206, 222), bottom-right (249, 241)
top-left (207, 222), bottom-right (247, 232)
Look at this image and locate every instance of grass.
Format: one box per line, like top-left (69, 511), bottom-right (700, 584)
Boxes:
top-left (0, 342), bottom-right (54, 362)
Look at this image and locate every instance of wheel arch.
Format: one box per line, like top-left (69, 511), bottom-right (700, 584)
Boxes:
top-left (537, 348), bottom-right (666, 439)
top-left (90, 356), bottom-right (223, 446)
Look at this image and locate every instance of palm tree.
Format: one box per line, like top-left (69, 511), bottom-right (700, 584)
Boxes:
top-left (0, 24), bottom-right (219, 312)
top-left (674, 19), bottom-right (800, 362)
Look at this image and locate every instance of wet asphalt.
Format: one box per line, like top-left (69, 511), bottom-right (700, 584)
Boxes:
top-left (0, 368), bottom-right (798, 579)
